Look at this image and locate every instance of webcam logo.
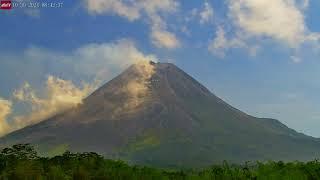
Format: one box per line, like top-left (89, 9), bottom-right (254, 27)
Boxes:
top-left (1, 0), bottom-right (12, 10)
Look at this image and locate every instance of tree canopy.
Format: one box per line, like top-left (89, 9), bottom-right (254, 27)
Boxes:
top-left (0, 144), bottom-right (319, 179)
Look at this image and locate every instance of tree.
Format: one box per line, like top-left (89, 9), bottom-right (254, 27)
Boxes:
top-left (1, 144), bottom-right (38, 160)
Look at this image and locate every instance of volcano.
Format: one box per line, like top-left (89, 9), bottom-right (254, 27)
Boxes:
top-left (1, 62), bottom-right (320, 168)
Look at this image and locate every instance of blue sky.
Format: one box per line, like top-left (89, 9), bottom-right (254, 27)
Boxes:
top-left (1, 0), bottom-right (320, 137)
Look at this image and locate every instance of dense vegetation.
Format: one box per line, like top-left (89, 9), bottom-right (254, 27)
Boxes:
top-left (0, 144), bottom-right (320, 179)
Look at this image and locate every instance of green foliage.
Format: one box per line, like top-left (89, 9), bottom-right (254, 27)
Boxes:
top-left (1, 144), bottom-right (38, 160)
top-left (0, 144), bottom-right (320, 179)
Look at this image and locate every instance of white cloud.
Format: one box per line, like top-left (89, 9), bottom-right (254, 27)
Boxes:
top-left (139, 0), bottom-right (181, 49)
top-left (181, 26), bottom-right (191, 36)
top-left (185, 1), bottom-right (213, 25)
top-left (209, 27), bottom-right (236, 57)
top-left (151, 28), bottom-right (180, 49)
top-left (84, 0), bottom-right (181, 49)
top-left (73, 39), bottom-right (158, 79)
top-left (208, 26), bottom-right (258, 57)
top-left (290, 55), bottom-right (302, 63)
top-left (228, 0), bottom-right (320, 47)
top-left (299, 0), bottom-right (309, 9)
top-left (86, 0), bottom-right (140, 21)
top-left (185, 8), bottom-right (198, 22)
top-left (138, 0), bottom-right (178, 14)
top-left (199, 1), bottom-right (214, 24)
top-left (0, 76), bottom-right (98, 136)
top-left (16, 39), bottom-right (157, 81)
top-left (24, 9), bottom-right (41, 18)
top-left (0, 98), bottom-right (12, 136)
top-left (208, 0), bottom-right (320, 57)
top-left (12, 76), bottom-right (96, 130)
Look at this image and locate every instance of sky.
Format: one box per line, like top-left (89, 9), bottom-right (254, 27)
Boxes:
top-left (1, 0), bottom-right (320, 137)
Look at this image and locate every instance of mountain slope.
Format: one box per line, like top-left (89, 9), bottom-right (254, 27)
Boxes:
top-left (1, 62), bottom-right (319, 168)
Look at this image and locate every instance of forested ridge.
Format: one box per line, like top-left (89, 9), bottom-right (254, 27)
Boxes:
top-left (0, 144), bottom-right (320, 180)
